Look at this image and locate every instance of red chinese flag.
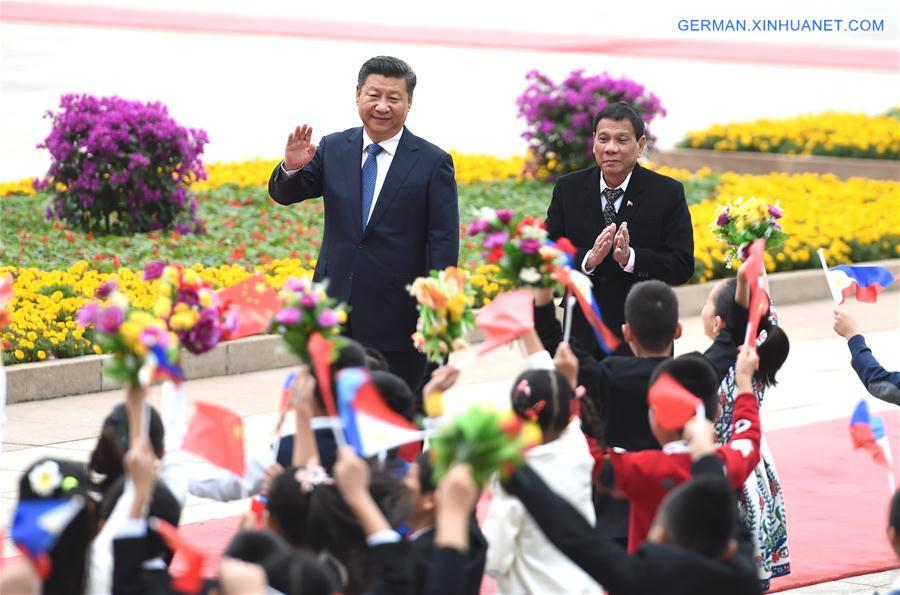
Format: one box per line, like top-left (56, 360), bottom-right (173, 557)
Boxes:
top-left (182, 401), bottom-right (245, 477)
top-left (475, 289), bottom-right (534, 356)
top-left (309, 332), bottom-right (338, 418)
top-left (648, 373), bottom-right (703, 431)
top-left (218, 275), bottom-right (281, 340)
top-left (744, 239), bottom-right (771, 347)
top-left (150, 517), bottom-right (205, 594)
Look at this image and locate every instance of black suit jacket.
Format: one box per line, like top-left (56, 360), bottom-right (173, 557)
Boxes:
top-left (546, 163), bottom-right (694, 346)
top-left (269, 126), bottom-right (459, 351)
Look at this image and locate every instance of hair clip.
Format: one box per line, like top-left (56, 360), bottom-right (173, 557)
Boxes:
top-left (28, 460), bottom-right (62, 497)
top-left (295, 465), bottom-right (334, 494)
top-left (523, 400), bottom-right (546, 421)
top-left (516, 379), bottom-right (531, 398)
top-left (755, 329), bottom-right (768, 347)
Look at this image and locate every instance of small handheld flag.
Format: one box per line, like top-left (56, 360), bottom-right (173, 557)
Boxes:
top-left (743, 239), bottom-right (771, 347)
top-left (557, 268), bottom-right (622, 353)
top-left (150, 517), bottom-right (206, 594)
top-left (218, 275), bottom-right (281, 340)
top-left (336, 368), bottom-right (424, 457)
top-left (454, 289), bottom-right (535, 369)
top-left (12, 496), bottom-right (85, 578)
top-left (181, 401), bottom-right (246, 477)
top-left (849, 399), bottom-right (897, 494)
top-left (828, 264), bottom-right (897, 304)
top-left (648, 374), bottom-right (703, 430)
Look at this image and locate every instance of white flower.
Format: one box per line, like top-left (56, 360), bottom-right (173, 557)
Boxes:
top-left (519, 267), bottom-right (541, 284)
top-left (477, 207), bottom-right (499, 225)
top-left (29, 460), bottom-right (62, 497)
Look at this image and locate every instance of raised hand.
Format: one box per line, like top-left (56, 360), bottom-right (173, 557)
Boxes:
top-left (553, 342), bottom-right (579, 389)
top-left (284, 124), bottom-right (317, 170)
top-left (833, 307), bottom-right (859, 340)
top-left (585, 224), bottom-right (616, 270)
top-left (612, 222), bottom-right (631, 266)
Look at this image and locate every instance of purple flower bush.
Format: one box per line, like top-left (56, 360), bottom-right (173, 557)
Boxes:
top-left (37, 94), bottom-right (209, 235)
top-left (516, 70), bottom-right (666, 179)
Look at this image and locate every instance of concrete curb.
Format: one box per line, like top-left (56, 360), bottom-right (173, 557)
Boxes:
top-left (651, 148), bottom-right (900, 181)
top-left (5, 259), bottom-right (897, 404)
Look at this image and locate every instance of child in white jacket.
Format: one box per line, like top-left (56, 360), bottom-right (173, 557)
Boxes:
top-left (483, 367), bottom-right (602, 594)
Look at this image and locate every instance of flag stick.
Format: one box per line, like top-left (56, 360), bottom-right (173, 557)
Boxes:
top-left (563, 291), bottom-right (575, 344)
top-left (816, 249), bottom-right (842, 307)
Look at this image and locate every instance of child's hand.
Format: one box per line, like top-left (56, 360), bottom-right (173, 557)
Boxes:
top-left (291, 365), bottom-right (317, 419)
top-left (124, 435), bottom-right (157, 518)
top-left (735, 345), bottom-right (759, 394)
top-left (553, 342), bottom-right (579, 389)
top-left (533, 287), bottom-right (554, 307)
top-left (423, 365), bottom-right (461, 398)
top-left (333, 446), bottom-right (370, 505)
top-left (735, 259), bottom-right (752, 308)
top-left (684, 416), bottom-right (716, 461)
top-left (833, 308), bottom-right (859, 340)
top-left (437, 463), bottom-right (479, 516)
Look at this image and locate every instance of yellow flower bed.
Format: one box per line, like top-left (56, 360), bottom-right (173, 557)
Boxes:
top-left (1, 259), bottom-right (314, 364)
top-left (682, 111), bottom-right (900, 160)
top-left (690, 172), bottom-right (900, 282)
top-left (2, 153), bottom-right (527, 197)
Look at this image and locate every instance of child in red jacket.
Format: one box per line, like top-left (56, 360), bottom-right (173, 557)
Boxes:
top-left (597, 346), bottom-right (762, 553)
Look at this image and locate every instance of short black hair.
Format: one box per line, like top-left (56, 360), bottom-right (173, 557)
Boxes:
top-left (657, 475), bottom-right (737, 558)
top-left (650, 354), bottom-right (719, 421)
top-left (510, 368), bottom-right (572, 435)
top-left (224, 529), bottom-right (290, 566)
top-left (364, 347), bottom-right (390, 372)
top-left (712, 279), bottom-right (790, 387)
top-left (266, 467), bottom-right (314, 548)
top-left (370, 370), bottom-right (415, 422)
top-left (357, 56), bottom-right (417, 96)
top-left (593, 101), bottom-right (645, 139)
top-left (90, 403), bottom-right (165, 492)
top-left (624, 280), bottom-right (679, 352)
top-left (266, 551), bottom-right (334, 595)
top-left (890, 490), bottom-right (900, 532)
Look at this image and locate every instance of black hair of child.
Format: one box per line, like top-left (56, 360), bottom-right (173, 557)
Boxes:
top-left (18, 458), bottom-right (96, 595)
top-left (713, 279), bottom-right (790, 387)
top-left (510, 368), bottom-right (573, 436)
top-left (657, 475), bottom-right (737, 559)
top-left (649, 354), bottom-right (720, 421)
top-left (624, 280), bottom-right (679, 352)
top-left (89, 403), bottom-right (164, 494)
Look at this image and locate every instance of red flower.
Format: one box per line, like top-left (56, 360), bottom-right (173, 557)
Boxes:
top-left (488, 246), bottom-right (504, 263)
top-left (554, 237), bottom-right (576, 257)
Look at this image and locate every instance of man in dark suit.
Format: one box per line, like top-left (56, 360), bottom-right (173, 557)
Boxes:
top-left (546, 102), bottom-right (694, 356)
top-left (269, 56), bottom-right (459, 390)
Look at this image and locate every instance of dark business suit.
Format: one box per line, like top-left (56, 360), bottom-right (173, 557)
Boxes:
top-left (269, 126), bottom-right (459, 388)
top-left (546, 163), bottom-right (694, 354)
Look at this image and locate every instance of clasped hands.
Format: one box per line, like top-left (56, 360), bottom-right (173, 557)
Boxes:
top-left (585, 222), bottom-right (631, 270)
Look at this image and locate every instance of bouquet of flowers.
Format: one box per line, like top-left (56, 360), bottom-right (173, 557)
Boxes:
top-left (428, 406), bottom-right (542, 487)
top-left (409, 267), bottom-right (476, 363)
top-left (712, 197), bottom-right (787, 268)
top-left (467, 208), bottom-right (574, 288)
top-left (77, 286), bottom-right (182, 387)
top-left (0, 274), bottom-right (12, 332)
top-left (143, 261), bottom-right (237, 355)
top-left (271, 277), bottom-right (348, 363)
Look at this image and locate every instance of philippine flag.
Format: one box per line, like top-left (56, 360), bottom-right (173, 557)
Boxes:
top-left (828, 265), bottom-right (897, 303)
top-left (12, 496), bottom-right (85, 577)
top-left (336, 368), bottom-right (424, 457)
top-left (849, 399), bottom-right (891, 467)
top-left (559, 268), bottom-right (622, 353)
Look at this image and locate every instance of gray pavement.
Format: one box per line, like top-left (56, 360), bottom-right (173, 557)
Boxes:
top-left (2, 293), bottom-right (898, 593)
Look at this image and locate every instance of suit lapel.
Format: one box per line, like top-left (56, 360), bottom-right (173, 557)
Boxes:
top-left (340, 128), bottom-right (364, 238)
top-left (617, 163), bottom-right (647, 226)
top-left (364, 127), bottom-right (419, 235)
top-left (582, 167), bottom-right (605, 234)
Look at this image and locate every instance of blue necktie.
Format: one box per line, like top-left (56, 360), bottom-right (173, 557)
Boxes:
top-left (361, 143), bottom-right (384, 232)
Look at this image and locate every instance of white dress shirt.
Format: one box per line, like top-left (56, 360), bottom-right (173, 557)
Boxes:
top-left (582, 169), bottom-right (636, 274)
top-left (281, 128), bottom-right (404, 227)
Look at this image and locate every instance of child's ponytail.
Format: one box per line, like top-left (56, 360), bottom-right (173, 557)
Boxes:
top-left (510, 369), bottom-right (572, 436)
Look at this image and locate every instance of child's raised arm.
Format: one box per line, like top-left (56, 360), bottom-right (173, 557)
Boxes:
top-left (291, 366), bottom-right (320, 467)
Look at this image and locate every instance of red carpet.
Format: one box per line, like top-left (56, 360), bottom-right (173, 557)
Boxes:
top-left (2, 1), bottom-right (897, 72)
top-left (767, 410), bottom-right (900, 592)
